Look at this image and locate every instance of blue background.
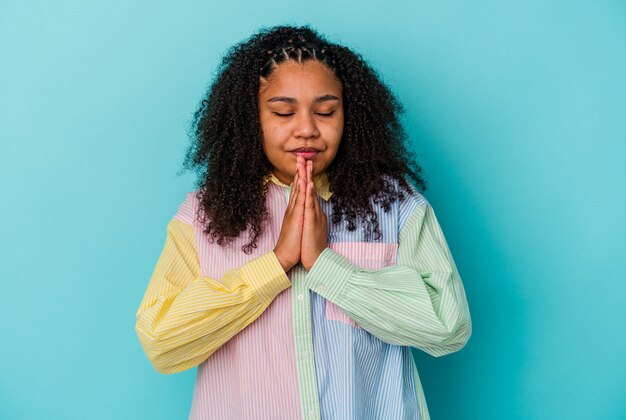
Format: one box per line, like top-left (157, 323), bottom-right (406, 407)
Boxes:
top-left (1, 1), bottom-right (624, 419)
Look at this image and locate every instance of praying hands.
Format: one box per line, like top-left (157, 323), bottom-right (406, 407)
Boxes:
top-left (273, 156), bottom-right (329, 272)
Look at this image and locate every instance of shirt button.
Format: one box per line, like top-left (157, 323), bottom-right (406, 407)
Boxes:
top-left (317, 285), bottom-right (326, 293)
top-left (302, 351), bottom-right (309, 359)
top-left (297, 294), bottom-right (304, 302)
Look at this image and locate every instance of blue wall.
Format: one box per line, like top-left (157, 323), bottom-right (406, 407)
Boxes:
top-left (1, 1), bottom-right (624, 419)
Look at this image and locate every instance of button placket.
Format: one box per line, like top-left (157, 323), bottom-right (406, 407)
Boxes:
top-left (290, 265), bottom-right (321, 418)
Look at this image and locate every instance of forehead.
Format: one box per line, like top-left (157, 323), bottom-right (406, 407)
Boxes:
top-left (259, 60), bottom-right (342, 97)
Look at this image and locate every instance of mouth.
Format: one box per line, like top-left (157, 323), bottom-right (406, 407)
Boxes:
top-left (291, 147), bottom-right (320, 159)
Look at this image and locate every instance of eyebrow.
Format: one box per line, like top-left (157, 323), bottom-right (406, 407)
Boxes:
top-left (266, 94), bottom-right (339, 104)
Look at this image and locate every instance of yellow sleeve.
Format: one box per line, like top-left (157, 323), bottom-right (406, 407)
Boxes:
top-left (134, 218), bottom-right (291, 374)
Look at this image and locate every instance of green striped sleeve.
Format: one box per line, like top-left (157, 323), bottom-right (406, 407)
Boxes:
top-left (306, 204), bottom-right (472, 356)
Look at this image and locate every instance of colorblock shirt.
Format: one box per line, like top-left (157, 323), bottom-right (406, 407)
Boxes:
top-left (135, 172), bottom-right (472, 420)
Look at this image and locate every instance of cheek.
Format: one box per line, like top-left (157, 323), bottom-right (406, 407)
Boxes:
top-left (328, 122), bottom-right (344, 144)
top-left (331, 112), bottom-right (344, 135)
top-left (334, 125), bottom-right (344, 138)
top-left (260, 113), bottom-right (279, 134)
top-left (264, 121), bottom-right (286, 137)
top-left (261, 125), bottom-right (282, 147)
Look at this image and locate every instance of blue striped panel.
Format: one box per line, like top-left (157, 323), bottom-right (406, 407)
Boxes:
top-left (310, 177), bottom-right (427, 419)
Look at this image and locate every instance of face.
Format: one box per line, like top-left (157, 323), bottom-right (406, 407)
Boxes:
top-left (258, 59), bottom-right (344, 185)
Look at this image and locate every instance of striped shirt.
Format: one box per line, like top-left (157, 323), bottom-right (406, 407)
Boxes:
top-left (135, 172), bottom-right (472, 420)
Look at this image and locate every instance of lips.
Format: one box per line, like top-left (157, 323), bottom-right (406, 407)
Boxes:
top-left (291, 147), bottom-right (320, 159)
top-left (292, 147), bottom-right (319, 152)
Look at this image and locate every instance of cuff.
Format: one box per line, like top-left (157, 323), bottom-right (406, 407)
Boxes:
top-left (306, 247), bottom-right (354, 303)
top-left (241, 251), bottom-right (292, 305)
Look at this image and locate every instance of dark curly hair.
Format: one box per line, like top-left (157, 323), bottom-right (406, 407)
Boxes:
top-left (180, 24), bottom-right (428, 254)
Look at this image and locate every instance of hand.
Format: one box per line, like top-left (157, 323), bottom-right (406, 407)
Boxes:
top-left (273, 157), bottom-right (308, 272)
top-left (300, 160), bottom-right (328, 271)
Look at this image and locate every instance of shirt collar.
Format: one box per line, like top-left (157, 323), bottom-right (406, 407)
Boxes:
top-left (262, 171), bottom-right (333, 201)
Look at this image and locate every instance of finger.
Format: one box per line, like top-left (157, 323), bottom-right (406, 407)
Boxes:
top-left (293, 169), bottom-right (299, 193)
top-left (303, 180), bottom-right (310, 221)
top-left (288, 170), bottom-right (299, 211)
top-left (298, 157), bottom-right (307, 184)
top-left (307, 161), bottom-right (321, 215)
top-left (316, 197), bottom-right (326, 225)
top-left (295, 175), bottom-right (307, 212)
top-left (306, 181), bottom-right (316, 213)
top-left (306, 160), bottom-right (313, 182)
top-left (306, 161), bottom-right (313, 202)
top-left (312, 184), bottom-right (321, 215)
top-left (313, 191), bottom-right (323, 223)
top-left (295, 156), bottom-right (301, 177)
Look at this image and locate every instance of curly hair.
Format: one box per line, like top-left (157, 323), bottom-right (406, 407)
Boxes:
top-left (180, 24), bottom-right (428, 254)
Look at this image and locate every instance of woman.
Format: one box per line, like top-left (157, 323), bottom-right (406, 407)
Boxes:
top-left (135, 24), bottom-right (471, 419)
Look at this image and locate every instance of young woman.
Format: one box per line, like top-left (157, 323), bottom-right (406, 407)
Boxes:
top-left (135, 24), bottom-right (472, 420)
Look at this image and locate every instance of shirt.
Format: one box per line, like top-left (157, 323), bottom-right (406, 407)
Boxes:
top-left (135, 171), bottom-right (472, 420)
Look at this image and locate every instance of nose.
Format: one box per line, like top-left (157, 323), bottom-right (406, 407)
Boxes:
top-left (293, 111), bottom-right (320, 139)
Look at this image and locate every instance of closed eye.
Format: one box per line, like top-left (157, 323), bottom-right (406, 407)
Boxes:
top-left (272, 111), bottom-right (335, 117)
